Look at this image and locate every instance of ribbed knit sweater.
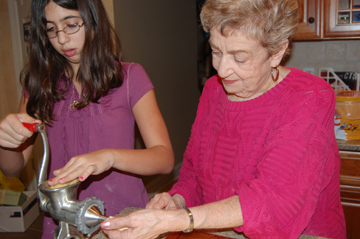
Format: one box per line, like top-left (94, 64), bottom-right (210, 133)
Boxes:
top-left (169, 68), bottom-right (346, 239)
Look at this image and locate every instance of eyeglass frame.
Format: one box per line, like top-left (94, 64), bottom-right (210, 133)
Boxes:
top-left (45, 22), bottom-right (85, 39)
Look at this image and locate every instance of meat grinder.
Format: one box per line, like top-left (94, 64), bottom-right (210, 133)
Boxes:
top-left (23, 123), bottom-right (108, 239)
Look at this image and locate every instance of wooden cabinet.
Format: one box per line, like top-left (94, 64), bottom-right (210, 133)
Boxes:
top-left (294, 0), bottom-right (360, 40)
top-left (339, 150), bottom-right (360, 239)
top-left (324, 0), bottom-right (360, 38)
top-left (293, 0), bottom-right (322, 40)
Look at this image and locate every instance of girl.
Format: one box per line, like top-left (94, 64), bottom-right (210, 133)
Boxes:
top-left (0, 0), bottom-right (174, 238)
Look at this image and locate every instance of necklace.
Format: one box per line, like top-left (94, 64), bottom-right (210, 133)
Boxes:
top-left (69, 100), bottom-right (80, 110)
top-left (69, 84), bottom-right (81, 110)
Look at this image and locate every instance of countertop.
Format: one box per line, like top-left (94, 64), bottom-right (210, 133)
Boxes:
top-left (165, 231), bottom-right (329, 239)
top-left (337, 139), bottom-right (360, 151)
top-left (166, 231), bottom-right (240, 238)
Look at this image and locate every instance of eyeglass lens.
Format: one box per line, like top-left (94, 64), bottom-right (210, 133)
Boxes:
top-left (46, 23), bottom-right (84, 38)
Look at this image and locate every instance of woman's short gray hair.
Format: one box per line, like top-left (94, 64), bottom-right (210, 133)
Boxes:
top-left (200, 0), bottom-right (299, 57)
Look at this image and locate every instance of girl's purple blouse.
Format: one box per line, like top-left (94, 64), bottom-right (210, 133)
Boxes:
top-left (24, 62), bottom-right (154, 238)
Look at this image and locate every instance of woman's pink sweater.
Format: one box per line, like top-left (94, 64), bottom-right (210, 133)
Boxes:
top-left (169, 68), bottom-right (346, 239)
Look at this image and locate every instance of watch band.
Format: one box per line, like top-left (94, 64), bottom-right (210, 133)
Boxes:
top-left (182, 207), bottom-right (194, 233)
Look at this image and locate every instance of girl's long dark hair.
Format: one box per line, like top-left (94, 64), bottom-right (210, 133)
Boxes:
top-left (21, 0), bottom-right (123, 124)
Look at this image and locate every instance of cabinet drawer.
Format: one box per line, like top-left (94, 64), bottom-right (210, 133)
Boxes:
top-left (340, 185), bottom-right (360, 206)
top-left (339, 150), bottom-right (360, 187)
top-left (339, 151), bottom-right (360, 239)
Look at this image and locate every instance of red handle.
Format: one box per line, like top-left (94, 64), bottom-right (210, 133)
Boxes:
top-left (22, 122), bottom-right (38, 132)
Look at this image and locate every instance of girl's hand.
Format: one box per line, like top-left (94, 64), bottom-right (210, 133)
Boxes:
top-left (48, 149), bottom-right (114, 186)
top-left (146, 193), bottom-right (186, 210)
top-left (0, 113), bottom-right (41, 148)
top-left (101, 208), bottom-right (189, 239)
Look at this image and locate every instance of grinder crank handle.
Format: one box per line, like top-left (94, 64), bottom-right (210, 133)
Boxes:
top-left (22, 122), bottom-right (50, 212)
top-left (22, 122), bottom-right (39, 132)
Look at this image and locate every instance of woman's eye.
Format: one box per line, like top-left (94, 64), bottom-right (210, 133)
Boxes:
top-left (234, 55), bottom-right (246, 63)
top-left (212, 51), bottom-right (221, 56)
top-left (234, 58), bottom-right (245, 63)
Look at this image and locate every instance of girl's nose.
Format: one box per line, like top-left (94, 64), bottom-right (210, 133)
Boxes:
top-left (57, 31), bottom-right (70, 45)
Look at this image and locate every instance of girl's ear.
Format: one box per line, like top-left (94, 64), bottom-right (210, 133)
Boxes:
top-left (271, 40), bottom-right (289, 67)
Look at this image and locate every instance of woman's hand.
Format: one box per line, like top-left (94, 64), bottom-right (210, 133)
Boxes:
top-left (146, 193), bottom-right (186, 210)
top-left (0, 113), bottom-right (40, 148)
top-left (101, 208), bottom-right (189, 239)
top-left (48, 149), bottom-right (114, 186)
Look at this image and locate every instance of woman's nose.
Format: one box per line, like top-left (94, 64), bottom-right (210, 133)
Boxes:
top-left (215, 56), bottom-right (233, 78)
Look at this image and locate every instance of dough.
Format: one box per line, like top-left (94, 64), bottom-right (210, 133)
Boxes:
top-left (49, 178), bottom-right (79, 189)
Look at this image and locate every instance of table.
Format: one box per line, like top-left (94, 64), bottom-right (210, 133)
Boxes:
top-left (166, 231), bottom-right (232, 238)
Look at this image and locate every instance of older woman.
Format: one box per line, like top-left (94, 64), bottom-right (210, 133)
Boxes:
top-left (101, 0), bottom-right (346, 238)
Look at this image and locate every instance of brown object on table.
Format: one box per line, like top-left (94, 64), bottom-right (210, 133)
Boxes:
top-left (166, 231), bottom-right (231, 239)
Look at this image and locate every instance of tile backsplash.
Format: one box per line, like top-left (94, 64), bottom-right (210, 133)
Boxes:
top-left (283, 40), bottom-right (360, 76)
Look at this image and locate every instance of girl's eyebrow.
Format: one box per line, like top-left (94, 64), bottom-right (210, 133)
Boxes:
top-left (46, 15), bottom-right (81, 23)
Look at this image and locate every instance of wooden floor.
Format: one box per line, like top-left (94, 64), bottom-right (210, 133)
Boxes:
top-left (0, 168), bottom-right (179, 239)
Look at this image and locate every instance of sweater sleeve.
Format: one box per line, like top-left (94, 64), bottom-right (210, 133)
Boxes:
top-left (237, 85), bottom-right (340, 238)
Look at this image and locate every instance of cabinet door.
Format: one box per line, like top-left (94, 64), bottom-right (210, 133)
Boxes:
top-left (340, 150), bottom-right (360, 187)
top-left (341, 185), bottom-right (360, 239)
top-left (293, 0), bottom-right (322, 40)
top-left (339, 150), bottom-right (360, 239)
top-left (324, 0), bottom-right (360, 38)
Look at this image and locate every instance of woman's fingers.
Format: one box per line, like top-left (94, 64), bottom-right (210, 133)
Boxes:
top-left (102, 209), bottom-right (181, 239)
top-left (147, 193), bottom-right (168, 209)
top-left (101, 217), bottom-right (127, 230)
top-left (147, 192), bottom-right (179, 210)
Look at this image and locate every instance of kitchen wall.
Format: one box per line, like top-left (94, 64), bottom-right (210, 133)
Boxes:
top-left (113, 1), bottom-right (200, 167)
top-left (0, 0), bottom-right (18, 120)
top-left (284, 40), bottom-right (360, 75)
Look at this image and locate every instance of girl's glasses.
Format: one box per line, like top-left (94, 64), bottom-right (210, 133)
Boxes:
top-left (45, 22), bottom-right (84, 39)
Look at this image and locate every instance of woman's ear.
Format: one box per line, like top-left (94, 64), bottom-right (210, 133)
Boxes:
top-left (271, 40), bottom-right (289, 67)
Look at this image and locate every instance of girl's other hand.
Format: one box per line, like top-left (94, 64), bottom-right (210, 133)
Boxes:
top-left (0, 113), bottom-right (41, 148)
top-left (48, 149), bottom-right (114, 186)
